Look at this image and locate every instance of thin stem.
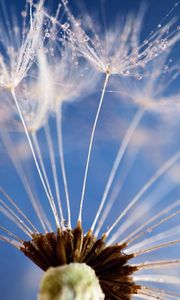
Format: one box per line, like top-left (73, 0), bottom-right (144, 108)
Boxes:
top-left (31, 133), bottom-right (54, 232)
top-left (129, 225), bottom-right (180, 255)
top-left (78, 72), bottom-right (110, 222)
top-left (134, 274), bottom-right (180, 285)
top-left (126, 213), bottom-right (180, 252)
top-left (0, 131), bottom-right (49, 232)
top-left (32, 132), bottom-right (55, 206)
top-left (134, 259), bottom-right (180, 270)
top-left (106, 150), bottom-right (180, 237)
top-left (11, 88), bottom-right (60, 228)
top-left (122, 199), bottom-right (180, 246)
top-left (29, 0), bottom-right (33, 30)
top-left (108, 177), bottom-right (178, 244)
top-left (133, 239), bottom-right (180, 257)
top-left (137, 286), bottom-right (180, 299)
top-left (91, 108), bottom-right (144, 233)
top-left (0, 225), bottom-right (23, 243)
top-left (0, 198), bottom-right (32, 237)
top-left (133, 295), bottom-right (156, 300)
top-left (0, 201), bottom-right (32, 238)
top-left (0, 187), bottom-right (39, 234)
top-left (44, 123), bottom-right (64, 228)
top-left (95, 146), bottom-right (139, 237)
top-left (56, 108), bottom-right (71, 228)
top-left (0, 235), bottom-right (21, 249)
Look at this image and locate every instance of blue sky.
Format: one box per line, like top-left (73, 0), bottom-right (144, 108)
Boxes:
top-left (0, 1), bottom-right (180, 300)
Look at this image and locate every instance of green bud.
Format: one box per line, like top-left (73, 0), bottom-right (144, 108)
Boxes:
top-left (38, 263), bottom-right (105, 300)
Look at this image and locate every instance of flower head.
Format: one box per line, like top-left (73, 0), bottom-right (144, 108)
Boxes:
top-left (59, 1), bottom-right (180, 78)
top-left (0, 0), bottom-right (44, 90)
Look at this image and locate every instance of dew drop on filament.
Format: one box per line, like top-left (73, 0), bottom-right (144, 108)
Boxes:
top-left (122, 69), bottom-right (130, 76)
top-left (136, 74), bottom-right (142, 80)
top-left (62, 0), bottom-right (68, 6)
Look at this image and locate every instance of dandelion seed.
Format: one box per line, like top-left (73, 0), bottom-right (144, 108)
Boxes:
top-left (60, 2), bottom-right (180, 77)
top-left (0, 0), bottom-right (44, 90)
top-left (57, 1), bottom-right (180, 225)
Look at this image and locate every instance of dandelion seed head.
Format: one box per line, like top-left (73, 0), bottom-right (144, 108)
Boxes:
top-left (59, 2), bottom-right (180, 79)
top-left (0, 0), bottom-right (44, 89)
top-left (13, 46), bottom-right (99, 132)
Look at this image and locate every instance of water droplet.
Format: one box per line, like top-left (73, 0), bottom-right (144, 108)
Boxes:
top-left (152, 46), bottom-right (158, 53)
top-left (136, 74), bottom-right (142, 80)
top-left (177, 25), bottom-right (180, 31)
top-left (122, 69), bottom-right (130, 76)
top-left (13, 26), bottom-right (19, 34)
top-left (62, 22), bottom-right (70, 31)
top-left (66, 29), bottom-right (73, 36)
top-left (50, 17), bottom-right (56, 24)
top-left (143, 39), bottom-right (149, 45)
top-left (158, 24), bottom-right (162, 28)
top-left (21, 11), bottom-right (27, 18)
top-left (82, 35), bottom-right (89, 43)
top-left (75, 20), bottom-right (81, 27)
top-left (62, 0), bottom-right (68, 5)
top-left (45, 32), bottom-right (50, 38)
top-left (74, 60), bottom-right (79, 66)
top-left (159, 39), bottom-right (168, 50)
top-left (132, 49), bottom-right (138, 55)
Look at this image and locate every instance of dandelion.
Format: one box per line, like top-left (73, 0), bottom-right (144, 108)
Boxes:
top-left (0, 1), bottom-right (180, 300)
top-left (0, 0), bottom-right (57, 229)
top-left (57, 0), bottom-right (180, 225)
top-left (0, 0), bottom-right (44, 90)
